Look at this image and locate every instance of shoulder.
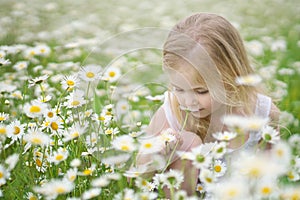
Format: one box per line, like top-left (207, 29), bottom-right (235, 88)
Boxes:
top-left (269, 102), bottom-right (280, 125)
top-left (145, 106), bottom-right (170, 136)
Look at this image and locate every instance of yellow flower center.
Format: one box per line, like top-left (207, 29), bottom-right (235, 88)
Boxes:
top-left (261, 187), bottom-right (271, 195)
top-left (214, 165), bottom-right (221, 172)
top-left (51, 122), bottom-right (58, 130)
top-left (105, 130), bottom-right (113, 135)
top-left (55, 187), bottom-right (66, 194)
top-left (0, 116), bottom-right (5, 121)
top-left (249, 168), bottom-right (260, 177)
top-left (14, 126), bottom-right (21, 135)
top-left (32, 137), bottom-right (42, 144)
top-left (71, 101), bottom-right (80, 106)
top-left (71, 132), bottom-right (79, 138)
top-left (144, 143), bottom-right (152, 148)
top-left (276, 149), bottom-right (283, 157)
top-left (30, 105), bottom-right (41, 113)
top-left (99, 116), bottom-right (105, 121)
top-left (228, 189), bottom-right (237, 197)
top-left (86, 72), bottom-right (95, 78)
top-left (47, 112), bottom-right (54, 118)
top-left (121, 145), bottom-right (130, 151)
top-left (109, 71), bottom-right (116, 77)
top-left (83, 169), bottom-right (92, 175)
top-left (0, 128), bottom-right (6, 135)
top-left (0, 172), bottom-right (3, 178)
top-left (36, 159), bottom-right (43, 167)
top-left (29, 195), bottom-right (38, 200)
top-left (67, 80), bottom-right (75, 86)
top-left (55, 154), bottom-right (64, 161)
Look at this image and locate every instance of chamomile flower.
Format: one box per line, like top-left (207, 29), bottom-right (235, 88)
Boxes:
top-left (35, 44), bottom-right (51, 56)
top-left (159, 128), bottom-right (177, 143)
top-left (212, 131), bottom-right (237, 142)
top-left (138, 136), bottom-right (164, 154)
top-left (6, 120), bottom-right (25, 141)
top-left (0, 112), bottom-right (9, 122)
top-left (222, 115), bottom-right (269, 133)
top-left (0, 123), bottom-right (7, 138)
top-left (124, 165), bottom-right (148, 178)
top-left (111, 135), bottom-right (137, 152)
top-left (64, 90), bottom-right (86, 108)
top-left (189, 144), bottom-right (214, 169)
top-left (41, 116), bottom-right (63, 134)
top-left (25, 192), bottom-right (40, 200)
top-left (134, 177), bottom-right (152, 191)
top-left (85, 132), bottom-right (98, 147)
top-left (261, 125), bottom-right (280, 144)
top-left (271, 141), bottom-right (292, 168)
top-left (115, 100), bottom-right (130, 117)
top-left (61, 74), bottom-right (80, 91)
top-left (199, 168), bottom-right (216, 185)
top-left (103, 66), bottom-right (121, 82)
top-left (287, 170), bottom-right (300, 182)
top-left (255, 178), bottom-right (278, 199)
top-left (91, 176), bottom-right (110, 187)
top-left (70, 158), bottom-right (81, 168)
top-left (13, 61), bottom-right (28, 71)
top-left (24, 100), bottom-right (47, 118)
top-left (212, 159), bottom-right (227, 178)
top-left (64, 168), bottom-right (78, 182)
top-left (82, 188), bottom-right (101, 200)
top-left (23, 127), bottom-right (51, 147)
top-left (33, 179), bottom-right (74, 199)
top-left (235, 74), bottom-right (262, 86)
top-left (62, 122), bottom-right (87, 142)
top-left (160, 169), bottom-right (184, 189)
top-left (79, 64), bottom-right (102, 82)
top-left (211, 177), bottom-right (248, 200)
top-left (104, 127), bottom-right (119, 136)
top-left (5, 153), bottom-right (19, 170)
top-left (196, 183), bottom-right (206, 194)
top-left (49, 147), bottom-right (69, 165)
top-left (28, 74), bottom-right (49, 87)
top-left (0, 164), bottom-right (10, 185)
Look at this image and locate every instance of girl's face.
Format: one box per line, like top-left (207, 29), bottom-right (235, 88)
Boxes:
top-left (166, 66), bottom-right (222, 119)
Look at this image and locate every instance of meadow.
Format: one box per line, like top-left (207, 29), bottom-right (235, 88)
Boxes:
top-left (0, 0), bottom-right (300, 199)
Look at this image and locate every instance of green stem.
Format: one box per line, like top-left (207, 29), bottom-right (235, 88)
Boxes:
top-left (162, 111), bottom-right (189, 173)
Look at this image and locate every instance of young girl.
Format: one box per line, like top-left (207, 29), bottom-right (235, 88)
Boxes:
top-left (137, 13), bottom-right (280, 195)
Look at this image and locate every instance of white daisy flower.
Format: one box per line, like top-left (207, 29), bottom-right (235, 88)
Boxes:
top-left (70, 158), bottom-right (81, 168)
top-left (222, 114), bottom-right (269, 133)
top-left (211, 176), bottom-right (249, 200)
top-left (212, 159), bottom-right (227, 178)
top-left (91, 176), bottom-right (110, 188)
top-left (261, 125), bottom-right (280, 144)
top-left (6, 120), bottom-right (24, 141)
top-left (79, 65), bottom-right (102, 82)
top-left (61, 74), bottom-right (80, 91)
top-left (115, 100), bottom-right (130, 117)
top-left (287, 170), bottom-right (300, 182)
top-left (270, 141), bottom-right (292, 169)
top-left (28, 74), bottom-right (49, 87)
top-left (235, 74), bottom-right (262, 86)
top-left (23, 127), bottom-right (51, 147)
top-left (35, 44), bottom-right (51, 56)
top-left (64, 168), bottom-right (77, 182)
top-left (64, 90), bottom-right (86, 108)
top-left (0, 123), bottom-right (7, 138)
top-left (103, 66), bottom-right (121, 82)
top-left (13, 61), bottom-right (28, 71)
top-left (254, 178), bottom-right (278, 199)
top-left (0, 113), bottom-right (9, 124)
top-left (101, 154), bottom-right (131, 166)
top-left (62, 122), bottom-right (87, 142)
top-left (33, 179), bottom-right (74, 199)
top-left (23, 100), bottom-right (47, 118)
top-left (138, 136), bottom-right (164, 154)
top-left (124, 165), bottom-right (148, 178)
top-left (246, 40), bottom-right (264, 57)
top-left (82, 188), bottom-right (101, 200)
top-left (160, 169), bottom-right (184, 189)
top-left (199, 168), bottom-right (216, 185)
top-left (189, 143), bottom-right (215, 169)
top-left (0, 164), bottom-right (10, 185)
top-left (136, 191), bottom-right (158, 200)
top-left (49, 147), bottom-right (69, 165)
top-left (212, 131), bottom-right (237, 142)
top-left (111, 135), bottom-right (137, 152)
top-left (5, 153), bottom-right (19, 171)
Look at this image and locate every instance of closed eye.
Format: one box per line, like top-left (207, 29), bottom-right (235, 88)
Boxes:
top-left (173, 86), bottom-right (184, 92)
top-left (196, 90), bottom-right (208, 94)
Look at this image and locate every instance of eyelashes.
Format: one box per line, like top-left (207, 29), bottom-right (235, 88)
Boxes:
top-left (172, 87), bottom-right (208, 94)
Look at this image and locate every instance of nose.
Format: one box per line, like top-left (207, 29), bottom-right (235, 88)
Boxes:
top-left (184, 92), bottom-right (199, 107)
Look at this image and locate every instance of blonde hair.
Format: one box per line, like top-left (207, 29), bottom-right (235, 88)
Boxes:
top-left (163, 13), bottom-right (262, 141)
